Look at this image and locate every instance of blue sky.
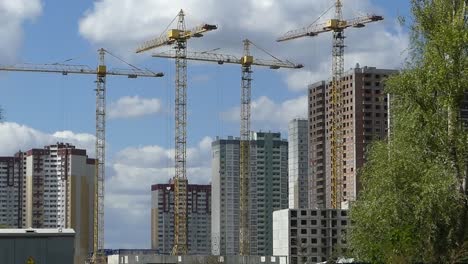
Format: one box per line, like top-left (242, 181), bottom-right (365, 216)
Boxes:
top-left (0, 0), bottom-right (410, 249)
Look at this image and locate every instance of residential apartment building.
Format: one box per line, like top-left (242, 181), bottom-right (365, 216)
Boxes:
top-left (211, 132), bottom-right (288, 256)
top-left (0, 154), bottom-right (25, 228)
top-left (308, 66), bottom-right (397, 208)
top-left (273, 208), bottom-right (349, 264)
top-left (0, 143), bottom-right (95, 264)
top-left (151, 183), bottom-right (211, 255)
top-left (288, 119), bottom-right (309, 209)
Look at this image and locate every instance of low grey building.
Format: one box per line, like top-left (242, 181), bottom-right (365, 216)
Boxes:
top-left (107, 252), bottom-right (288, 264)
top-left (273, 209), bottom-right (349, 264)
top-left (0, 228), bottom-right (75, 264)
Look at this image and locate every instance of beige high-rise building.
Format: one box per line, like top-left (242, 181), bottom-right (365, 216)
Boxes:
top-left (308, 66), bottom-right (397, 208)
top-left (0, 143), bottom-right (95, 264)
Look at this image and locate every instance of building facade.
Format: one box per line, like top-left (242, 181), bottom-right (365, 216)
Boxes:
top-left (308, 66), bottom-right (397, 208)
top-left (151, 183), bottom-right (211, 255)
top-left (288, 119), bottom-right (309, 209)
top-left (0, 228), bottom-right (75, 264)
top-left (211, 132), bottom-right (288, 256)
top-left (0, 154), bottom-right (25, 228)
top-left (273, 208), bottom-right (349, 264)
top-left (0, 143), bottom-right (95, 264)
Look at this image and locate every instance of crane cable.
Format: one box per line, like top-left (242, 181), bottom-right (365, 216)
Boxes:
top-left (309, 3), bottom-right (335, 28)
top-left (160, 12), bottom-right (180, 39)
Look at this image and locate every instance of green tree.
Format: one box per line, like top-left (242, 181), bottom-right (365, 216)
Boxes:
top-left (349, 0), bottom-right (468, 263)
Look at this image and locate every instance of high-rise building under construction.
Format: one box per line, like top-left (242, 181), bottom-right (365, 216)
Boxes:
top-left (308, 66), bottom-right (397, 208)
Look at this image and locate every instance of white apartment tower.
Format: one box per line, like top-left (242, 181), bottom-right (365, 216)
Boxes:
top-left (151, 183), bottom-right (211, 255)
top-left (288, 119), bottom-right (309, 209)
top-left (211, 132), bottom-right (288, 256)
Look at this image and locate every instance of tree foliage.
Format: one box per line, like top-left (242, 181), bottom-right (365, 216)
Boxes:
top-left (349, 0), bottom-right (468, 263)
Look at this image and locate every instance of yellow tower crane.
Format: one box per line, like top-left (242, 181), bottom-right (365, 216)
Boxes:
top-left (0, 48), bottom-right (164, 264)
top-left (277, 0), bottom-right (383, 209)
top-left (153, 38), bottom-right (302, 255)
top-left (136, 10), bottom-right (217, 255)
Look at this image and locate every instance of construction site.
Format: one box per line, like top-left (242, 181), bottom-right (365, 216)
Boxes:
top-left (0, 1), bottom-right (389, 263)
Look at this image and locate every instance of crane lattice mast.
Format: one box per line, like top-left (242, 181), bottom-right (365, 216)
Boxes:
top-left (136, 10), bottom-right (217, 255)
top-left (173, 11), bottom-right (189, 255)
top-left (153, 39), bottom-right (302, 255)
top-left (277, 0), bottom-right (383, 209)
top-left (93, 48), bottom-right (107, 264)
top-left (0, 50), bottom-right (164, 264)
top-left (330, 0), bottom-right (345, 209)
top-left (239, 39), bottom-right (252, 256)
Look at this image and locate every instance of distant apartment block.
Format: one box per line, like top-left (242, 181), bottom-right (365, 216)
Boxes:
top-left (273, 208), bottom-right (349, 264)
top-left (211, 132), bottom-right (288, 256)
top-left (0, 143), bottom-right (95, 264)
top-left (151, 183), bottom-right (211, 255)
top-left (0, 154), bottom-right (24, 228)
top-left (288, 119), bottom-right (309, 209)
top-left (308, 66), bottom-right (398, 208)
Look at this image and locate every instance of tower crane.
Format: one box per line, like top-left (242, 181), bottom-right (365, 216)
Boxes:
top-left (153, 39), bottom-right (302, 255)
top-left (136, 10), bottom-right (217, 255)
top-left (0, 48), bottom-right (164, 264)
top-left (277, 0), bottom-right (383, 209)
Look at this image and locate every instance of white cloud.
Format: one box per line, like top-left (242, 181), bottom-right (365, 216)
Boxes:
top-left (104, 136), bottom-right (213, 248)
top-left (108, 96), bottom-right (162, 119)
top-left (221, 95), bottom-right (307, 132)
top-left (0, 0), bottom-right (42, 63)
top-left (0, 122), bottom-right (95, 156)
top-left (78, 0), bottom-right (408, 90)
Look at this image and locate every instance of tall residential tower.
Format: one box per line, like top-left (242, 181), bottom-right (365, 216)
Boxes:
top-left (0, 143), bottom-right (95, 264)
top-left (211, 132), bottom-right (288, 256)
top-left (288, 119), bottom-right (309, 209)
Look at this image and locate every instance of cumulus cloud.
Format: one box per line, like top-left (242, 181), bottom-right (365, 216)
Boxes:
top-left (221, 95), bottom-right (307, 132)
top-left (0, 0), bottom-right (42, 63)
top-left (78, 0), bottom-right (408, 90)
top-left (104, 136), bottom-right (213, 248)
top-left (108, 96), bottom-right (162, 119)
top-left (0, 122), bottom-right (95, 156)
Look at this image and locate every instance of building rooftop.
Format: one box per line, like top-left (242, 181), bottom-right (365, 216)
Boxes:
top-left (0, 228), bottom-right (75, 237)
